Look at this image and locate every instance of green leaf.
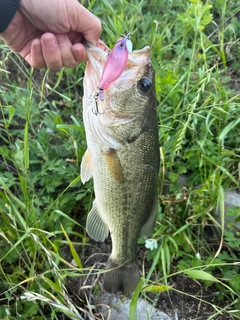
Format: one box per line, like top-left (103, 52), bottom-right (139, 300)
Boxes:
top-left (219, 117), bottom-right (240, 143)
top-left (3, 105), bottom-right (15, 125)
top-left (184, 269), bottom-right (220, 282)
top-left (142, 284), bottom-right (172, 293)
top-left (60, 224), bottom-right (82, 269)
top-left (24, 120), bottom-right (29, 169)
top-left (129, 278), bottom-right (143, 320)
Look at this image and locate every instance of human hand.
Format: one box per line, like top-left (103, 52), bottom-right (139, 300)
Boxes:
top-left (0, 0), bottom-right (101, 70)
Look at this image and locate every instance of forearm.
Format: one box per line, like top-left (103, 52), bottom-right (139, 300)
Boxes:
top-left (0, 0), bottom-right (20, 33)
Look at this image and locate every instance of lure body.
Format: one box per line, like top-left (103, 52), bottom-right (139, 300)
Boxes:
top-left (98, 35), bottom-right (132, 101)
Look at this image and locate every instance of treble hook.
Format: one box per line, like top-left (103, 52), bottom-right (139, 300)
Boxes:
top-left (93, 89), bottom-right (104, 115)
top-left (120, 32), bottom-right (131, 40)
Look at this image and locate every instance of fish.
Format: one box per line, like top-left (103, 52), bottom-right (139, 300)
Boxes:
top-left (94, 34), bottom-right (132, 109)
top-left (81, 39), bottom-right (160, 296)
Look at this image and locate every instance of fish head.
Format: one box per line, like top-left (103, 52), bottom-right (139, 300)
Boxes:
top-left (83, 40), bottom-right (156, 149)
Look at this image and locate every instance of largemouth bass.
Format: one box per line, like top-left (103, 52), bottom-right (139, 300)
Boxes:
top-left (81, 40), bottom-right (159, 296)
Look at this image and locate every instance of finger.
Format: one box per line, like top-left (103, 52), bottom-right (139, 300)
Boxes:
top-left (27, 38), bottom-right (46, 69)
top-left (41, 33), bottom-right (62, 71)
top-left (72, 4), bottom-right (102, 45)
top-left (72, 43), bottom-right (87, 63)
top-left (55, 34), bottom-right (78, 68)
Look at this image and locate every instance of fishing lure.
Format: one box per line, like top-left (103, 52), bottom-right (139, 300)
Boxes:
top-left (94, 33), bottom-right (132, 115)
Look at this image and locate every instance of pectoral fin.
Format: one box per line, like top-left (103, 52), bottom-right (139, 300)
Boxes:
top-left (103, 148), bottom-right (124, 183)
top-left (80, 149), bottom-right (93, 184)
top-left (86, 200), bottom-right (109, 242)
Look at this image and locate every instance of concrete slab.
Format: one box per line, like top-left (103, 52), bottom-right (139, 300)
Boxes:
top-left (95, 292), bottom-right (172, 320)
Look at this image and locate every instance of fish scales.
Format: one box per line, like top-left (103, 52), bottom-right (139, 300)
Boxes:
top-left (81, 40), bottom-right (159, 296)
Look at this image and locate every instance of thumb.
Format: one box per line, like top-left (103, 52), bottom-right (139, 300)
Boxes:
top-left (72, 3), bottom-right (101, 45)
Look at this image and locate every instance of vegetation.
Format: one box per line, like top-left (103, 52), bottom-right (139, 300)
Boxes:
top-left (0, 0), bottom-right (240, 319)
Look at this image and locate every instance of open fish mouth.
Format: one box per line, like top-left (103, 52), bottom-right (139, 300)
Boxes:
top-left (84, 40), bottom-right (151, 105)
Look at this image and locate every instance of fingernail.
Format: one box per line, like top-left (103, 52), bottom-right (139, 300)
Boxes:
top-left (43, 37), bottom-right (56, 50)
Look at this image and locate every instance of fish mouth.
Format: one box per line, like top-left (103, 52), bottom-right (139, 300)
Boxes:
top-left (84, 40), bottom-right (151, 95)
top-left (84, 40), bottom-right (110, 95)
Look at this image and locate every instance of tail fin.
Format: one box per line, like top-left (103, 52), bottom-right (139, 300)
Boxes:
top-left (103, 258), bottom-right (140, 297)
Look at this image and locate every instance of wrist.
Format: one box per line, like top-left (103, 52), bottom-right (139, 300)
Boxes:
top-left (0, 0), bottom-right (21, 33)
top-left (19, 0), bottom-right (31, 13)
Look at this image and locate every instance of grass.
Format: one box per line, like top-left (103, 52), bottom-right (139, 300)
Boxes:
top-left (0, 0), bottom-right (240, 319)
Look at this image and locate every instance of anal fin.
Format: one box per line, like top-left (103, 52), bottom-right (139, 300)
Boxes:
top-left (86, 200), bottom-right (109, 242)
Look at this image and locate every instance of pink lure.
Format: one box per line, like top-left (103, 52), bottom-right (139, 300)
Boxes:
top-left (97, 35), bottom-right (132, 101)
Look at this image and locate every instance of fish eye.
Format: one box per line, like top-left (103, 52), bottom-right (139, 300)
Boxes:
top-left (138, 77), bottom-right (152, 94)
top-left (119, 42), bottom-right (124, 48)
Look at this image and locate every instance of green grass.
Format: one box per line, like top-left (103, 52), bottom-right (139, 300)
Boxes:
top-left (1, 0), bottom-right (240, 319)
